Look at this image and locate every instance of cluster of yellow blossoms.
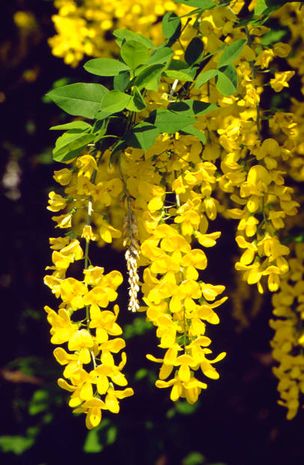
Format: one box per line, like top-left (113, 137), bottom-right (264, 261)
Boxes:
top-left (120, 140), bottom-right (227, 403)
top-left (49, 0), bottom-right (190, 65)
top-left (270, 243), bottom-right (304, 420)
top-left (45, 0), bottom-right (304, 425)
top-left (45, 154), bottom-right (134, 429)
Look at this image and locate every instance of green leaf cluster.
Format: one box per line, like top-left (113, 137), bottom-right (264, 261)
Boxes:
top-left (46, 0), bottom-right (281, 164)
top-left (0, 435), bottom-right (35, 455)
top-left (47, 20), bottom-right (219, 162)
top-left (195, 39), bottom-right (246, 96)
top-left (254, 0), bottom-right (294, 18)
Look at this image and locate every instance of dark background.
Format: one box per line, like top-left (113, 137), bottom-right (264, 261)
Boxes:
top-left (0, 1), bottom-right (304, 464)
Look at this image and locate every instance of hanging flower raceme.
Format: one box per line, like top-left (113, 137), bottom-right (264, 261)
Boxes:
top-left (270, 243), bottom-right (304, 420)
top-left (142, 223), bottom-right (227, 403)
top-left (44, 153), bottom-right (134, 429)
top-left (125, 136), bottom-right (228, 402)
top-left (232, 150), bottom-right (298, 293)
top-left (211, 22), bottom-right (299, 294)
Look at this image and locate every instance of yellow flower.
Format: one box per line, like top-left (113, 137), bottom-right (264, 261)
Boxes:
top-left (182, 249), bottom-right (208, 270)
top-left (104, 386), bottom-right (134, 414)
top-left (195, 231), bottom-right (221, 248)
top-left (60, 278), bottom-right (87, 310)
top-left (83, 266), bottom-right (104, 286)
top-left (84, 286), bottom-right (118, 308)
top-left (53, 168), bottom-right (72, 186)
top-left (273, 42), bottom-right (291, 58)
top-left (52, 212), bottom-right (73, 229)
top-left (45, 306), bottom-right (78, 344)
top-left (83, 398), bottom-right (105, 429)
top-left (89, 305), bottom-right (122, 337)
top-left (270, 71), bottom-right (295, 93)
top-left (255, 49), bottom-right (274, 69)
top-left (48, 239), bottom-right (84, 273)
top-left (49, 236), bottom-right (70, 250)
top-left (92, 351), bottom-right (127, 395)
top-left (68, 329), bottom-right (94, 364)
top-left (201, 282), bottom-right (225, 301)
top-left (156, 315), bottom-right (178, 348)
top-left (99, 221), bottom-right (122, 243)
top-left (81, 225), bottom-right (97, 241)
top-left (245, 165), bottom-right (272, 192)
top-left (76, 154), bottom-right (97, 178)
top-left (47, 191), bottom-right (67, 212)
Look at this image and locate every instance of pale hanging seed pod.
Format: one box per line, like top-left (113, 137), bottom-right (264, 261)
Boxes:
top-left (123, 206), bottom-right (140, 312)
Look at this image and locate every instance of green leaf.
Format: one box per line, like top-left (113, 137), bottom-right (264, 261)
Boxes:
top-left (135, 368), bottom-right (149, 380)
top-left (195, 69), bottom-right (218, 89)
top-left (42, 413), bottom-right (54, 424)
top-left (28, 389), bottom-right (49, 416)
top-left (124, 317), bottom-right (153, 339)
top-left (113, 28), bottom-right (154, 49)
top-left (148, 47), bottom-right (173, 65)
top-left (294, 234), bottom-right (304, 243)
top-left (166, 407), bottom-right (176, 419)
top-left (134, 63), bottom-right (165, 90)
top-left (83, 428), bottom-right (103, 453)
top-left (106, 426), bottom-right (117, 445)
top-left (174, 0), bottom-right (215, 9)
top-left (121, 40), bottom-right (150, 71)
top-left (175, 400), bottom-right (198, 415)
top-left (96, 90), bottom-right (131, 120)
top-left (168, 100), bottom-right (217, 116)
top-left (182, 451), bottom-right (205, 465)
top-left (47, 83), bottom-right (108, 119)
top-left (83, 57), bottom-right (130, 77)
top-left (153, 108), bottom-right (195, 134)
top-left (254, 0), bottom-right (269, 15)
top-left (0, 436), bottom-right (35, 455)
top-left (53, 132), bottom-right (94, 162)
top-left (129, 123), bottom-right (160, 150)
top-left (113, 70), bottom-right (131, 92)
top-left (26, 426), bottom-right (40, 439)
top-left (220, 64), bottom-right (238, 90)
top-left (126, 87), bottom-right (146, 112)
top-left (165, 59), bottom-right (196, 82)
top-left (185, 37), bottom-right (204, 65)
top-left (181, 125), bottom-right (206, 143)
top-left (192, 101), bottom-right (218, 115)
top-left (260, 28), bottom-right (287, 46)
top-left (216, 70), bottom-right (237, 96)
top-left (162, 12), bottom-right (181, 45)
top-left (50, 121), bottom-right (92, 131)
top-left (254, 0), bottom-right (288, 16)
top-left (218, 39), bottom-right (247, 68)
top-left (164, 69), bottom-right (195, 82)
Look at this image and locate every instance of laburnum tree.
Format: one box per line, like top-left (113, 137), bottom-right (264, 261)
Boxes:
top-left (44, 0), bottom-right (304, 430)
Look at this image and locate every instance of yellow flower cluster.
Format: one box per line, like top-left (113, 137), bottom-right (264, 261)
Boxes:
top-left (45, 0), bottom-right (304, 425)
top-left (270, 243), bottom-right (304, 420)
top-left (178, 9), bottom-right (299, 294)
top-left (271, 4), bottom-right (304, 182)
top-left (230, 142), bottom-right (298, 293)
top-left (119, 137), bottom-right (228, 401)
top-left (143, 223), bottom-right (227, 403)
top-left (44, 153), bottom-right (134, 429)
top-left (49, 0), bottom-right (190, 65)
